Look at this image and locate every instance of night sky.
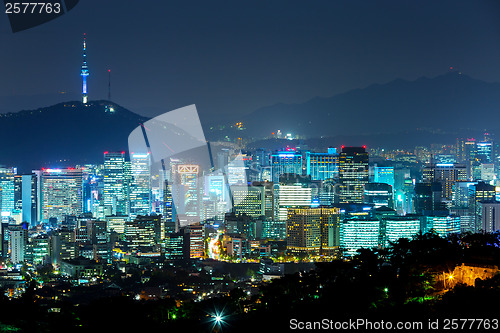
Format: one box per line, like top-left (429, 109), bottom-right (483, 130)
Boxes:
top-left (1, 0), bottom-right (500, 120)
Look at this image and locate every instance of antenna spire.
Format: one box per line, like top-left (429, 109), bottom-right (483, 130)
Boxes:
top-left (108, 69), bottom-right (111, 101)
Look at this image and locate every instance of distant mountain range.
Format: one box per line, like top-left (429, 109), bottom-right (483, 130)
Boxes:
top-left (1, 72), bottom-right (499, 171)
top-left (241, 72), bottom-right (500, 139)
top-left (0, 101), bottom-right (147, 172)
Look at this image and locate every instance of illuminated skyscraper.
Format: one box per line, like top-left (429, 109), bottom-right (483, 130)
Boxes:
top-left (103, 152), bottom-right (127, 215)
top-left (340, 218), bottom-right (380, 257)
top-left (80, 34), bottom-right (89, 104)
top-left (278, 184), bottom-right (312, 221)
top-left (130, 153), bottom-right (151, 219)
top-left (286, 207), bottom-right (340, 256)
top-left (172, 164), bottom-right (201, 220)
top-left (41, 168), bottom-right (83, 223)
top-left (271, 150), bottom-right (302, 182)
top-left (468, 181), bottom-right (496, 232)
top-left (423, 163), bottom-right (467, 200)
top-left (232, 185), bottom-right (265, 218)
top-left (381, 216), bottom-right (420, 247)
top-left (306, 148), bottom-right (338, 181)
top-left (0, 167), bottom-right (16, 221)
top-left (338, 146), bottom-right (369, 203)
top-left (364, 183), bottom-right (393, 209)
top-left (373, 166), bottom-right (395, 188)
top-left (421, 215), bottom-right (460, 237)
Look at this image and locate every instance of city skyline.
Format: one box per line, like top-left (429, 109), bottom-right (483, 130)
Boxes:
top-left (1, 1), bottom-right (500, 331)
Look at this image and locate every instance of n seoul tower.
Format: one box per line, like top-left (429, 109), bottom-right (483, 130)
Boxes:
top-left (80, 33), bottom-right (89, 104)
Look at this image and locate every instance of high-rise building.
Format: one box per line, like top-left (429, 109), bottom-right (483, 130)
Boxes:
top-left (476, 141), bottom-right (493, 163)
top-left (103, 152), bottom-right (128, 216)
top-left (414, 182), bottom-right (445, 214)
top-left (338, 146), bottom-right (369, 203)
top-left (41, 168), bottom-right (83, 223)
top-left (420, 215), bottom-right (460, 237)
top-left (364, 183), bottom-right (394, 209)
top-left (271, 150), bottom-right (302, 182)
top-left (340, 219), bottom-right (380, 257)
top-left (125, 215), bottom-right (161, 249)
top-left (468, 182), bottom-right (496, 232)
top-left (184, 224), bottom-right (204, 259)
top-left (286, 207), bottom-right (340, 256)
top-left (21, 174), bottom-right (38, 225)
top-left (477, 201), bottom-right (500, 233)
top-left (423, 163), bottom-right (467, 200)
top-left (306, 149), bottom-right (338, 181)
top-left (0, 167), bottom-right (16, 221)
top-left (51, 228), bottom-right (77, 265)
top-left (130, 153), bottom-right (151, 219)
top-left (8, 225), bottom-right (27, 264)
top-left (373, 166), bottom-right (395, 188)
top-left (381, 216), bottom-right (420, 247)
top-left (172, 164), bottom-right (201, 220)
top-left (232, 185), bottom-right (265, 218)
top-left (277, 184), bottom-right (312, 221)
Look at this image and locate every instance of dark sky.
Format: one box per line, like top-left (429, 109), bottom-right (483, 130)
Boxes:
top-left (1, 0), bottom-right (500, 121)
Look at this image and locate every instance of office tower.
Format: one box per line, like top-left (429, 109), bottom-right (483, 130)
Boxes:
top-left (125, 215), bottom-right (161, 249)
top-left (468, 181), bottom-right (496, 232)
top-left (251, 181), bottom-right (274, 219)
top-left (452, 181), bottom-right (476, 208)
top-left (380, 216), bottom-right (420, 247)
top-left (394, 167), bottom-right (413, 215)
top-left (476, 141), bottom-right (493, 163)
top-left (51, 228), bottom-right (77, 265)
top-left (254, 148), bottom-right (270, 167)
top-left (306, 149), bottom-right (338, 181)
top-left (340, 219), bottom-right (380, 257)
top-left (461, 139), bottom-right (478, 180)
top-left (163, 181), bottom-right (174, 223)
top-left (21, 174), bottom-right (38, 226)
top-left (164, 232), bottom-right (188, 260)
top-left (480, 163), bottom-right (495, 182)
top-left (0, 167), bottom-right (16, 221)
top-left (232, 185), bottom-right (265, 218)
top-left (338, 146), bottom-right (369, 203)
top-left (277, 184), bottom-right (312, 221)
top-left (363, 183), bottom-right (394, 209)
top-left (373, 166), bottom-right (395, 188)
top-left (103, 152), bottom-right (128, 215)
top-left (414, 182), bottom-right (445, 214)
top-left (271, 150), bottom-right (302, 182)
top-left (262, 220), bottom-right (287, 240)
top-left (204, 173), bottom-right (230, 221)
top-left (420, 215), bottom-right (460, 237)
top-left (87, 220), bottom-right (109, 261)
top-left (41, 168), bottom-right (83, 223)
top-left (172, 164), bottom-right (201, 220)
top-left (423, 163), bottom-right (467, 201)
top-left (224, 212), bottom-right (252, 237)
top-left (27, 234), bottom-right (50, 265)
top-left (477, 201), bottom-right (500, 232)
top-left (286, 207), bottom-right (340, 256)
top-left (184, 224), bottom-right (204, 258)
top-left (226, 153), bottom-right (247, 185)
top-left (129, 153), bottom-right (151, 219)
top-left (8, 225), bottom-right (28, 264)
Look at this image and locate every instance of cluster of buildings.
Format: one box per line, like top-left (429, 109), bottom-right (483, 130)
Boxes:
top-left (0, 133), bottom-right (499, 280)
